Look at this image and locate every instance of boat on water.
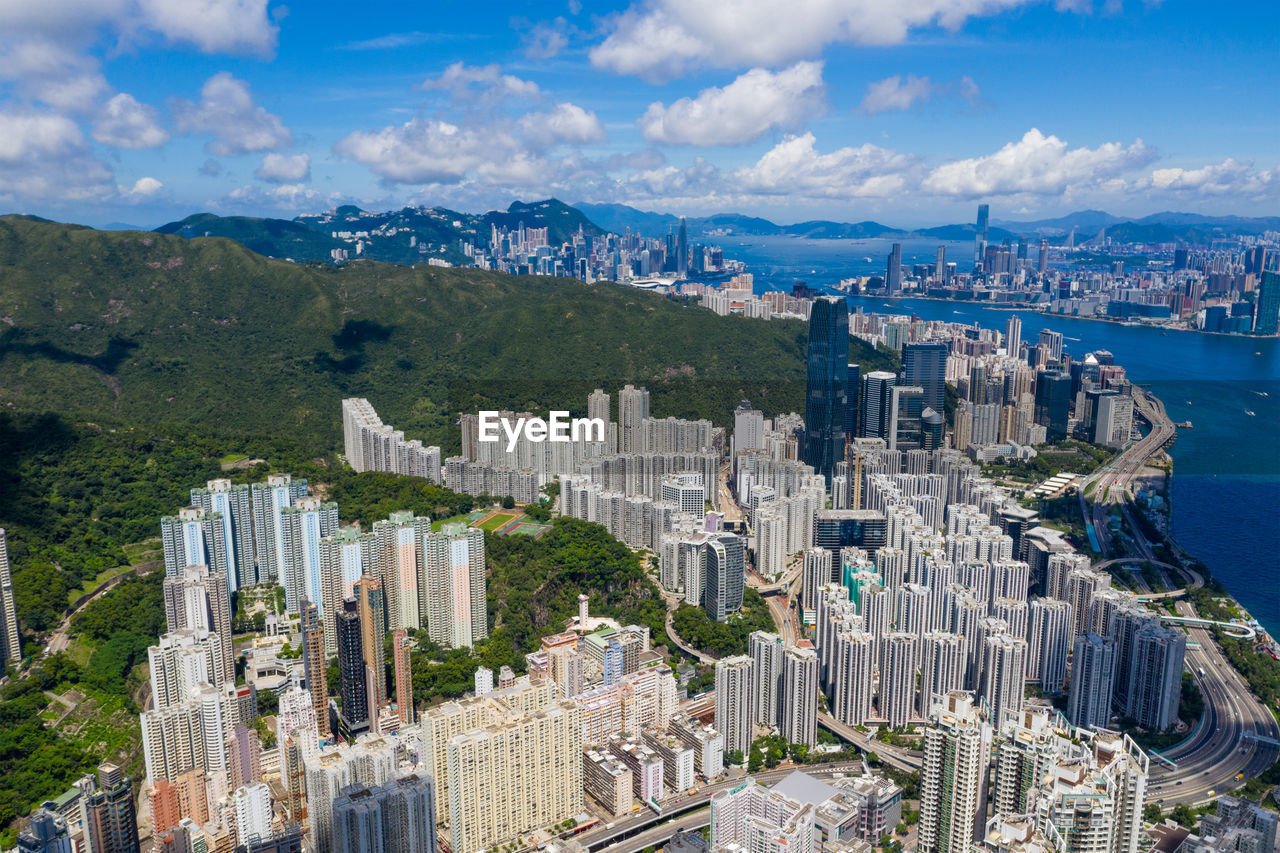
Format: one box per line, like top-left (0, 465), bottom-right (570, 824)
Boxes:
top-left (1246, 410), bottom-right (1256, 417)
top-left (1176, 421), bottom-right (1193, 429)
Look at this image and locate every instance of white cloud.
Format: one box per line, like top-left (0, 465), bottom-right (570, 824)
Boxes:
top-left (517, 103), bottom-right (607, 148)
top-left (0, 0), bottom-right (277, 56)
top-left (93, 93), bottom-right (169, 148)
top-left (256, 152), bottom-right (311, 183)
top-left (171, 72), bottom-right (293, 156)
top-left (419, 62), bottom-right (540, 100)
top-left (859, 74), bottom-right (934, 114)
top-left (638, 61), bottom-right (825, 146)
top-left (225, 182), bottom-right (330, 210)
top-left (121, 176), bottom-right (164, 200)
top-left (334, 118), bottom-right (522, 185)
top-left (0, 38), bottom-right (109, 111)
top-left (523, 19), bottom-right (570, 59)
top-left (0, 109), bottom-right (115, 202)
top-left (921, 128), bottom-right (1155, 197)
top-left (1146, 159), bottom-right (1280, 198)
top-left (589, 0), bottom-right (1051, 81)
top-left (733, 132), bottom-right (917, 197)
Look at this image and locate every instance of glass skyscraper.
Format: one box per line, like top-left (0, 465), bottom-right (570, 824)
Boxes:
top-left (803, 296), bottom-right (849, 483)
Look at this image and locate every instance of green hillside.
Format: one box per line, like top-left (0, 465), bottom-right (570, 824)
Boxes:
top-left (0, 215), bottom-right (895, 452)
top-left (154, 212), bottom-right (345, 260)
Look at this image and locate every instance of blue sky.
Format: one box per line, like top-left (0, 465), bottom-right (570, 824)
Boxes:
top-left (0, 0), bottom-right (1276, 228)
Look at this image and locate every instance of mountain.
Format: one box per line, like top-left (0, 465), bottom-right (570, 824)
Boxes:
top-left (782, 220), bottom-right (904, 239)
top-left (573, 202), bottom-right (680, 236)
top-left (916, 223), bottom-right (1019, 242)
top-left (156, 212), bottom-right (345, 260)
top-left (157, 199), bottom-right (607, 266)
top-left (695, 213), bottom-right (785, 236)
top-left (0, 215), bottom-right (902, 452)
top-left (992, 210), bottom-right (1125, 236)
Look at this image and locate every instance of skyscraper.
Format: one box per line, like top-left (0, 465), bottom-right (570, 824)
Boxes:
top-left (1037, 239), bottom-right (1048, 274)
top-left (676, 217), bottom-right (688, 278)
top-left (845, 363), bottom-right (861, 439)
top-left (190, 479), bottom-right (255, 593)
top-left (885, 243), bottom-right (903, 293)
top-left (975, 204), bottom-right (990, 265)
top-left (1034, 370), bottom-right (1072, 442)
top-left (1255, 270), bottom-right (1280, 336)
top-left (163, 563), bottom-right (233, 684)
top-left (901, 341), bottom-right (948, 416)
top-left (861, 371), bottom-right (897, 441)
top-left (1005, 316), bottom-right (1022, 359)
top-left (803, 296), bottom-right (850, 482)
top-left (1067, 633), bottom-right (1115, 730)
top-left (393, 630), bottom-right (414, 726)
top-left (0, 529), bottom-right (20, 666)
top-left (1124, 625), bottom-right (1186, 730)
top-left (919, 692), bottom-right (990, 853)
top-left (749, 631), bottom-right (783, 727)
top-left (280, 496), bottom-right (340, 614)
top-left (715, 656), bottom-right (753, 756)
top-left (355, 577), bottom-right (387, 714)
top-left (251, 473), bottom-right (309, 586)
top-left (981, 633), bottom-right (1027, 730)
top-left (705, 533), bottom-right (745, 621)
top-left (160, 506), bottom-right (229, 579)
top-left (1027, 597), bottom-right (1072, 692)
top-left (336, 597), bottom-right (370, 739)
top-left (920, 632), bottom-right (966, 720)
top-left (781, 645), bottom-right (819, 747)
top-left (879, 631), bottom-right (918, 729)
top-left (422, 524), bottom-right (487, 648)
top-left (84, 764), bottom-right (140, 853)
top-left (301, 599), bottom-right (331, 738)
top-left (618, 384), bottom-right (650, 454)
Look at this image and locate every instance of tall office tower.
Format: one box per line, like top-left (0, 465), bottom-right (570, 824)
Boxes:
top-left (919, 692), bottom-right (990, 853)
top-left (888, 385), bottom-right (926, 451)
top-left (1256, 270), bottom-right (1280, 335)
top-left (163, 564), bottom-right (233, 684)
top-left (1005, 316), bottom-right (1022, 358)
top-left (841, 365), bottom-right (862, 445)
top-left (84, 764), bottom-right (140, 853)
top-left (1033, 370), bottom-right (1072, 441)
top-left (781, 645), bottom-right (819, 747)
top-left (715, 656), bottom-right (754, 756)
top-left (879, 631), bottom-right (919, 729)
top-left (618, 384), bottom-right (650, 454)
top-left (833, 630), bottom-right (875, 725)
top-left (355, 577), bottom-right (387, 714)
top-left (0, 529), bottom-right (21, 666)
top-left (749, 631), bottom-right (784, 727)
top-left (920, 632), bottom-right (966, 720)
top-left (422, 523), bottom-right (487, 648)
top-left (935, 245), bottom-right (947, 281)
top-left (1067, 633), bottom-right (1115, 730)
top-left (336, 598), bottom-right (369, 738)
top-left (1108, 607), bottom-right (1160, 709)
top-left (886, 243), bottom-right (903, 293)
top-left (861, 371), bottom-right (897, 441)
top-left (447, 701), bottom-right (582, 853)
top-left (981, 633), bottom-right (1027, 730)
top-left (1027, 598), bottom-right (1072, 691)
top-left (251, 473), bottom-right (309, 586)
top-left (1038, 239), bottom-right (1048, 274)
top-left (190, 479), bottom-right (255, 593)
top-left (1037, 329), bottom-right (1064, 362)
top-left (392, 630), bottom-right (414, 726)
top-left (705, 533), bottom-right (746, 621)
top-left (800, 548), bottom-right (834, 613)
top-left (301, 600), bottom-right (331, 738)
top-left (1066, 569), bottom-right (1108, 639)
top-left (676, 217), bottom-right (689, 277)
top-left (803, 296), bottom-right (850, 483)
top-left (279, 496), bottom-right (340, 614)
top-left (902, 341), bottom-right (948, 416)
top-left (974, 204), bottom-right (990, 263)
top-left (1124, 626), bottom-right (1186, 730)
top-left (161, 506), bottom-right (229, 579)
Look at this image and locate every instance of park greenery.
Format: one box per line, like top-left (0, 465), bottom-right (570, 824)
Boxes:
top-left (670, 588), bottom-right (779, 658)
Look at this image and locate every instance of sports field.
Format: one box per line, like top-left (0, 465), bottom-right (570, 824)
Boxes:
top-left (477, 512), bottom-right (518, 531)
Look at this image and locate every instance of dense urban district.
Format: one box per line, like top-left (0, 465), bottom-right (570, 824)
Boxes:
top-left (0, 207), bottom-right (1279, 853)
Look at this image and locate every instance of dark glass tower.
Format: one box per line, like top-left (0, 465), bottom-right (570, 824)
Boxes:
top-left (844, 363), bottom-right (861, 438)
top-left (676, 217), bottom-right (689, 278)
top-left (1256, 270), bottom-right (1280, 336)
top-left (901, 341), bottom-right (948, 415)
top-left (803, 297), bottom-right (849, 482)
top-left (336, 597), bottom-right (369, 738)
top-left (1034, 370), bottom-right (1073, 442)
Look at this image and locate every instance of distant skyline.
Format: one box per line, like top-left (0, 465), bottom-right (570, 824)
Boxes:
top-left (0, 0), bottom-right (1276, 228)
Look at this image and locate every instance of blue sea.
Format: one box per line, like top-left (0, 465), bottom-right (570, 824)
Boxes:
top-left (725, 236), bottom-right (1280, 635)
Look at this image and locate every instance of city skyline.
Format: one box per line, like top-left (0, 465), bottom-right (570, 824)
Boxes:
top-left (0, 1), bottom-right (1277, 228)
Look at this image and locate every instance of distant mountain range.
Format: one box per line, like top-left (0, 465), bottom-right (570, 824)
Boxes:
top-left (149, 198), bottom-right (1280, 263)
top-left (155, 198), bottom-right (601, 265)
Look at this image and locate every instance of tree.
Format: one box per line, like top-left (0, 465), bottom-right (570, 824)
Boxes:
top-left (1144, 803), bottom-right (1164, 823)
top-left (726, 749), bottom-right (744, 766)
top-left (1170, 803), bottom-right (1198, 829)
top-left (501, 495), bottom-right (516, 509)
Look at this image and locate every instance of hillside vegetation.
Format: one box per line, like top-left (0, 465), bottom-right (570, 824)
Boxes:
top-left (0, 215), bottom-right (892, 452)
